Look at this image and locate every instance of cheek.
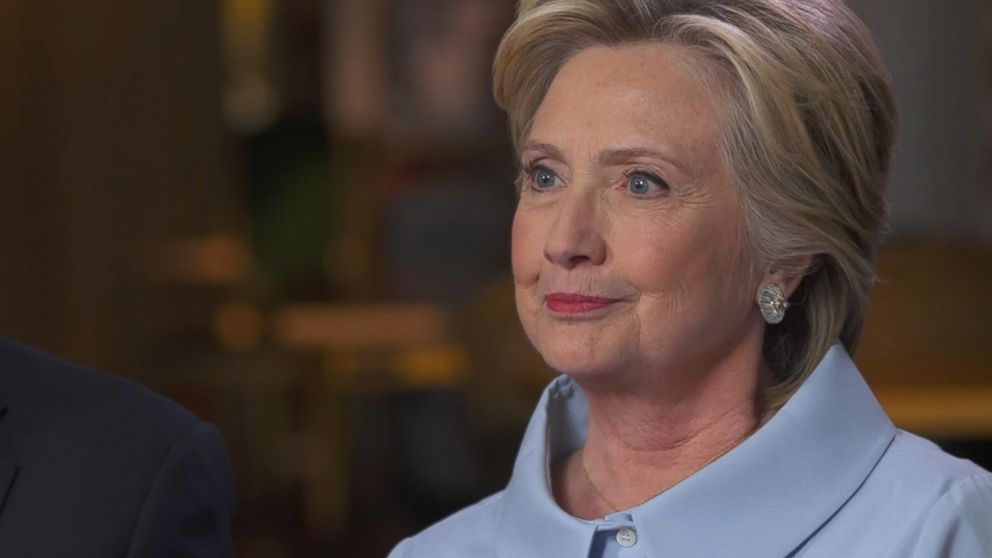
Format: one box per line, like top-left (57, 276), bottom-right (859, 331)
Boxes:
top-left (617, 212), bottom-right (747, 310)
top-left (613, 219), bottom-right (699, 294)
top-left (510, 209), bottom-right (543, 285)
top-left (510, 209), bottom-right (544, 347)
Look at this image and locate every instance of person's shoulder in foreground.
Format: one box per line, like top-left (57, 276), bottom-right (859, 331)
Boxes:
top-left (0, 334), bottom-right (235, 558)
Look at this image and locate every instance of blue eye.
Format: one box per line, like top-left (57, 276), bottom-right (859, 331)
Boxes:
top-left (626, 171), bottom-right (668, 196)
top-left (531, 165), bottom-right (559, 190)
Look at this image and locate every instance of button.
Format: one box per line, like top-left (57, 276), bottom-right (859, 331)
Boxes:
top-left (616, 527), bottom-right (637, 548)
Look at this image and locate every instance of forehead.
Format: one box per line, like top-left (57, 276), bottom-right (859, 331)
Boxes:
top-left (528, 43), bottom-right (723, 162)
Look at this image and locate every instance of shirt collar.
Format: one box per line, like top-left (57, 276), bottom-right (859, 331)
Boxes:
top-left (495, 344), bottom-right (897, 558)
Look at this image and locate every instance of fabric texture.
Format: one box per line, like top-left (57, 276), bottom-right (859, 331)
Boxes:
top-left (0, 335), bottom-right (235, 558)
top-left (389, 344), bottom-right (992, 558)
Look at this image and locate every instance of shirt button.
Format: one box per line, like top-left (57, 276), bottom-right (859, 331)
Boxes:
top-left (616, 527), bottom-right (637, 548)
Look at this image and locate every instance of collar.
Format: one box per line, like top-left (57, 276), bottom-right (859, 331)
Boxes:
top-left (495, 344), bottom-right (896, 558)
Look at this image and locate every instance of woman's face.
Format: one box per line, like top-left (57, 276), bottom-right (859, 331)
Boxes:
top-left (512, 44), bottom-right (763, 385)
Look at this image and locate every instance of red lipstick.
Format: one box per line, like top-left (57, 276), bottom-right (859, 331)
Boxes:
top-left (545, 293), bottom-right (621, 314)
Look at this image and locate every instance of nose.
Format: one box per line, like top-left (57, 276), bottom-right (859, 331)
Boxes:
top-left (543, 189), bottom-right (607, 269)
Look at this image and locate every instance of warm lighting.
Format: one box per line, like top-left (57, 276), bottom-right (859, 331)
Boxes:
top-left (388, 345), bottom-right (469, 388)
top-left (272, 303), bottom-right (448, 350)
top-left (876, 386), bottom-right (992, 439)
top-left (213, 301), bottom-right (263, 351)
top-left (150, 234), bottom-right (251, 285)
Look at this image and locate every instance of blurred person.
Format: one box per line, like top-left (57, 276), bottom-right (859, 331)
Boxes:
top-left (389, 1), bottom-right (992, 556)
top-left (0, 335), bottom-right (235, 557)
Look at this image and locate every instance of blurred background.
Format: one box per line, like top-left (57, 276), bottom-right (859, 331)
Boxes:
top-left (0, 0), bottom-right (989, 556)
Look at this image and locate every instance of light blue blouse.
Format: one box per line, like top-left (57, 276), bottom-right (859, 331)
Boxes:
top-left (389, 344), bottom-right (992, 557)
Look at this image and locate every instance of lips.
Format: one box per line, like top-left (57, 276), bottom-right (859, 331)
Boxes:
top-left (545, 293), bottom-right (622, 314)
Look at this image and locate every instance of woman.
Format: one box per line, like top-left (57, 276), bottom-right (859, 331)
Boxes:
top-left (390, 1), bottom-right (992, 556)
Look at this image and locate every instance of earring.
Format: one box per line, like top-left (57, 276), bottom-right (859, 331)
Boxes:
top-left (757, 283), bottom-right (789, 324)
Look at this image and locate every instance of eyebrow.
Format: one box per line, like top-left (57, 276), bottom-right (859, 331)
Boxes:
top-left (599, 147), bottom-right (687, 174)
top-left (520, 141), bottom-right (686, 174)
top-left (519, 141), bottom-right (568, 163)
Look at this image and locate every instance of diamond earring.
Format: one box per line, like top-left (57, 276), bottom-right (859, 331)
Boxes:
top-left (757, 283), bottom-right (789, 324)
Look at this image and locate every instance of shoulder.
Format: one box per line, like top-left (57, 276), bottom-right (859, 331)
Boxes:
top-left (876, 431), bottom-right (992, 555)
top-left (0, 335), bottom-right (201, 444)
top-left (877, 429), bottom-right (988, 487)
top-left (0, 334), bottom-right (222, 507)
top-left (810, 429), bottom-right (992, 554)
top-left (791, 429), bottom-right (991, 556)
top-left (389, 492), bottom-right (505, 558)
top-left (856, 429), bottom-right (989, 513)
top-left (903, 471), bottom-right (992, 556)
top-left (0, 336), bottom-right (234, 555)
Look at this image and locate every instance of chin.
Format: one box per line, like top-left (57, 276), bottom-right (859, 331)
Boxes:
top-left (519, 305), bottom-right (635, 378)
top-left (534, 333), bottom-right (625, 378)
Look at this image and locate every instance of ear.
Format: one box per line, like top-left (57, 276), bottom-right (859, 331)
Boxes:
top-left (761, 255), bottom-right (813, 299)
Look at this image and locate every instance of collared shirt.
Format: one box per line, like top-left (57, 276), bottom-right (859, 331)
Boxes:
top-left (389, 345), bottom-right (992, 557)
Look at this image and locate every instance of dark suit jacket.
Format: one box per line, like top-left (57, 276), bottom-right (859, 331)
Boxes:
top-left (0, 335), bottom-right (235, 557)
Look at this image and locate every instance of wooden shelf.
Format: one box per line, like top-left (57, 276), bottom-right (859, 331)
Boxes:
top-left (271, 303), bottom-right (449, 350)
top-left (875, 386), bottom-right (992, 439)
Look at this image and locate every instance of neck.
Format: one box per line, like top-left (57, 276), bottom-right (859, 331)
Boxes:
top-left (554, 335), bottom-right (775, 518)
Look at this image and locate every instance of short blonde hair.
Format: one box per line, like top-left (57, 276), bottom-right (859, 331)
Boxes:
top-left (493, 0), bottom-right (897, 406)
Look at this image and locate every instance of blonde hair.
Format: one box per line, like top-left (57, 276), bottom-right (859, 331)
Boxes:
top-left (493, 0), bottom-right (897, 406)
